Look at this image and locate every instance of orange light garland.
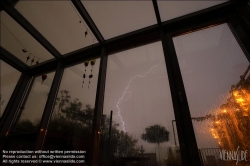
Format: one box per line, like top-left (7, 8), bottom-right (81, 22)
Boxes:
top-left (208, 66), bottom-right (250, 164)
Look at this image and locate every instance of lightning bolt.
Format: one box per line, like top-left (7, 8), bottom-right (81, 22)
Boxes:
top-left (116, 59), bottom-right (164, 132)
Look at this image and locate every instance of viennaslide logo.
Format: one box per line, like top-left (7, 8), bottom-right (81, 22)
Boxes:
top-left (219, 146), bottom-right (248, 165)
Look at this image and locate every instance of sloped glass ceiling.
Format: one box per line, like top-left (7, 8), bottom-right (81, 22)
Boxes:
top-left (14, 1), bottom-right (97, 55)
top-left (0, 60), bottom-right (21, 117)
top-left (0, 11), bottom-right (54, 66)
top-left (158, 0), bottom-right (229, 22)
top-left (81, 1), bottom-right (157, 40)
top-left (1, 0), bottom-right (231, 65)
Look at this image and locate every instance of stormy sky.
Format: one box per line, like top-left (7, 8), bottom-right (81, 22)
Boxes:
top-left (1, 1), bottom-right (247, 161)
top-left (102, 23), bottom-right (249, 152)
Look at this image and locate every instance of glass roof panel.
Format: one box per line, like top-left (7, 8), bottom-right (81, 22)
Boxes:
top-left (158, 1), bottom-right (228, 22)
top-left (0, 11), bottom-right (54, 66)
top-left (14, 1), bottom-right (98, 55)
top-left (81, 1), bottom-right (157, 39)
top-left (0, 60), bottom-right (21, 116)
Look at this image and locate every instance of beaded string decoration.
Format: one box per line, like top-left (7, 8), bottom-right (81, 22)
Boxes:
top-left (88, 59), bottom-right (96, 88)
top-left (82, 61), bottom-right (89, 88)
top-left (1, 21), bottom-right (46, 66)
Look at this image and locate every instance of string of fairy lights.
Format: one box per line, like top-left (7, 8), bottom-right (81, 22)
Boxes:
top-left (209, 67), bottom-right (250, 151)
top-left (1, 1), bottom-right (97, 67)
top-left (192, 65), bottom-right (250, 152)
top-left (183, 65), bottom-right (250, 154)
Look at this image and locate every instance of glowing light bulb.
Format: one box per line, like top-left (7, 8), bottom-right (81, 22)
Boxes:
top-left (233, 91), bottom-right (239, 97)
top-left (236, 98), bottom-right (244, 102)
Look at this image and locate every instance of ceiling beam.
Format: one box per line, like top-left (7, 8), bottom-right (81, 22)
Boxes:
top-left (61, 44), bottom-right (102, 67)
top-left (0, 0), bottom-right (61, 59)
top-left (105, 24), bottom-right (160, 55)
top-left (71, 0), bottom-right (105, 44)
top-left (28, 44), bottom-right (102, 76)
top-left (162, 1), bottom-right (234, 36)
top-left (28, 59), bottom-right (58, 76)
top-left (152, 0), bottom-right (162, 26)
top-left (0, 46), bottom-right (28, 72)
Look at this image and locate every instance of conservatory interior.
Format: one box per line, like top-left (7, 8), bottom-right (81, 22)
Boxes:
top-left (0, 0), bottom-right (250, 166)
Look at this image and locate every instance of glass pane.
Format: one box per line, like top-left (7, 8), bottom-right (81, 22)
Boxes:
top-left (0, 60), bottom-right (21, 117)
top-left (0, 11), bottom-right (54, 66)
top-left (4, 72), bottom-right (55, 150)
top-left (158, 1), bottom-right (228, 22)
top-left (15, 1), bottom-right (98, 55)
top-left (81, 1), bottom-right (157, 39)
top-left (173, 23), bottom-right (249, 165)
top-left (100, 42), bottom-right (182, 166)
top-left (43, 59), bottom-right (100, 165)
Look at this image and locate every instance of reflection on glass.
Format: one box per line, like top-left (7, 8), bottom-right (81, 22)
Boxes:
top-left (81, 1), bottom-right (156, 39)
top-left (0, 60), bottom-right (21, 117)
top-left (43, 59), bottom-right (100, 165)
top-left (0, 11), bottom-right (54, 65)
top-left (15, 1), bottom-right (97, 55)
top-left (4, 72), bottom-right (55, 150)
top-left (173, 23), bottom-right (249, 165)
top-left (158, 1), bottom-right (228, 22)
top-left (100, 42), bottom-right (181, 166)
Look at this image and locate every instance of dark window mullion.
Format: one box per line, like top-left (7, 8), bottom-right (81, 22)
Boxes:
top-left (0, 72), bottom-right (33, 146)
top-left (0, 47), bottom-right (29, 73)
top-left (34, 62), bottom-right (64, 150)
top-left (91, 48), bottom-right (108, 166)
top-left (160, 30), bottom-right (201, 166)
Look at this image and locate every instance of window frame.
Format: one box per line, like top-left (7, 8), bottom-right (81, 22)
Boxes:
top-left (0, 0), bottom-right (250, 165)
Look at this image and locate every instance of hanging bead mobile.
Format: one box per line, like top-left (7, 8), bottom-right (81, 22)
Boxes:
top-left (85, 30), bottom-right (88, 37)
top-left (41, 74), bottom-right (47, 85)
top-left (26, 53), bottom-right (30, 63)
top-left (88, 59), bottom-right (96, 88)
top-left (69, 1), bottom-right (97, 43)
top-left (69, 1), bottom-right (97, 89)
top-left (23, 51), bottom-right (43, 66)
top-left (82, 59), bottom-right (96, 89)
top-left (2, 1), bottom-right (98, 67)
top-left (31, 57), bottom-right (35, 65)
top-left (82, 61), bottom-right (89, 88)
